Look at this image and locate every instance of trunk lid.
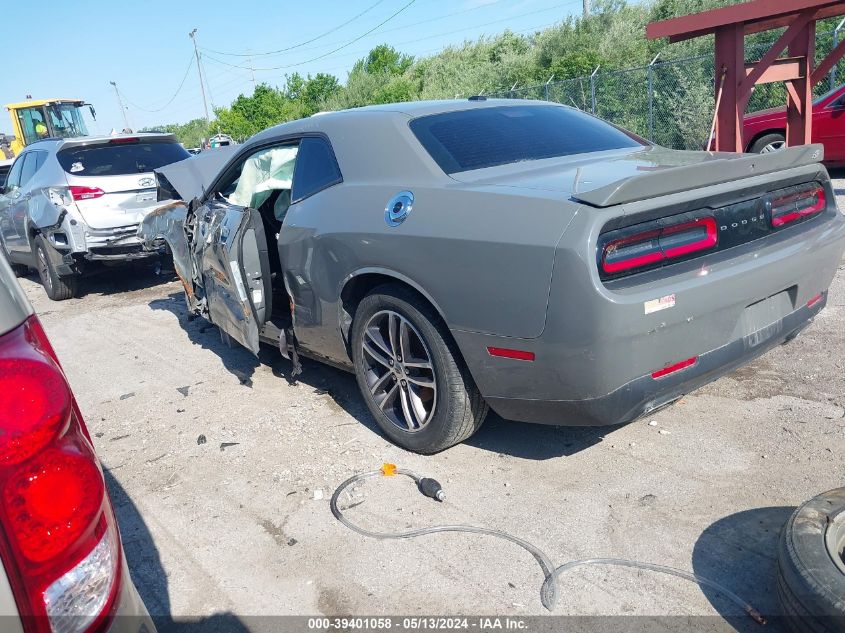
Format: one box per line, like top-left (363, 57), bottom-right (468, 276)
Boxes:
top-left (68, 173), bottom-right (160, 229)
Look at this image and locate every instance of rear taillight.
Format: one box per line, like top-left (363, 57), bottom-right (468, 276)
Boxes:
top-left (769, 184), bottom-right (826, 228)
top-left (601, 216), bottom-right (717, 275)
top-left (0, 317), bottom-right (120, 633)
top-left (68, 187), bottom-right (104, 202)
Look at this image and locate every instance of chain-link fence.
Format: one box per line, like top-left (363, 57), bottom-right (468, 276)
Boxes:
top-left (489, 26), bottom-right (845, 150)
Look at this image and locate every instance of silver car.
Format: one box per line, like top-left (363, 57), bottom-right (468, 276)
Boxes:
top-left (142, 99), bottom-right (845, 454)
top-left (0, 134), bottom-right (189, 300)
top-left (0, 255), bottom-right (155, 631)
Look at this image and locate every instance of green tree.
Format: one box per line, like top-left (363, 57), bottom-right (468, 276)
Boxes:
top-left (360, 44), bottom-right (414, 76)
top-left (148, 0), bottom-right (842, 149)
top-left (140, 118), bottom-right (211, 148)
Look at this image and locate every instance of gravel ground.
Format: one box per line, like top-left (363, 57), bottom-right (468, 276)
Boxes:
top-left (16, 174), bottom-right (845, 631)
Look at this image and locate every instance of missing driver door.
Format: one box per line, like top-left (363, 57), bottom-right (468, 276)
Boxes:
top-left (198, 196), bottom-right (272, 355)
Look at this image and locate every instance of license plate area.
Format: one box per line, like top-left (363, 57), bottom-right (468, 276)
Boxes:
top-left (735, 287), bottom-right (796, 347)
top-left (135, 190), bottom-right (156, 204)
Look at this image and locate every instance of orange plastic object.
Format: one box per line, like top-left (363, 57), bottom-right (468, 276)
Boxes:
top-left (381, 463), bottom-right (397, 476)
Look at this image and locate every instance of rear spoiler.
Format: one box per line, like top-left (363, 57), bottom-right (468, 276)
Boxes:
top-left (573, 144), bottom-right (825, 208)
top-left (57, 134), bottom-right (179, 150)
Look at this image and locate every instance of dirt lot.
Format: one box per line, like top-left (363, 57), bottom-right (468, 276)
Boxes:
top-left (17, 176), bottom-right (845, 631)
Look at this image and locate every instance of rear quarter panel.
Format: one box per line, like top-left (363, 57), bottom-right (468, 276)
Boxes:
top-left (279, 181), bottom-right (577, 364)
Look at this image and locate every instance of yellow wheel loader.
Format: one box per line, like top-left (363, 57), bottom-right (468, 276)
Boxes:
top-left (2, 99), bottom-right (95, 158)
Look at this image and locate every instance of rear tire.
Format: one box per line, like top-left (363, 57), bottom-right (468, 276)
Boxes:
top-left (351, 284), bottom-right (488, 454)
top-left (749, 132), bottom-right (786, 154)
top-left (35, 235), bottom-right (78, 301)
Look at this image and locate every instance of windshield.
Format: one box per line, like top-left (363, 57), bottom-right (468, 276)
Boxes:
top-left (410, 105), bottom-right (643, 174)
top-left (48, 103), bottom-right (89, 138)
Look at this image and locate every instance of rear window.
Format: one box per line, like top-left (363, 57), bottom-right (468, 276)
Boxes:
top-left (57, 140), bottom-right (189, 176)
top-left (409, 105), bottom-right (643, 174)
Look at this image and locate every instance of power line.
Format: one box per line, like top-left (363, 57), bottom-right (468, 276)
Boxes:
top-left (139, 2), bottom-right (575, 122)
top-left (314, 20), bottom-right (563, 75)
top-left (200, 0), bottom-right (388, 57)
top-left (139, 15), bottom-right (558, 126)
top-left (120, 55), bottom-right (195, 113)
top-left (375, 0), bottom-right (513, 38)
top-left (204, 0), bottom-right (417, 72)
top-left (204, 0), bottom-right (513, 61)
top-left (205, 0), bottom-right (574, 73)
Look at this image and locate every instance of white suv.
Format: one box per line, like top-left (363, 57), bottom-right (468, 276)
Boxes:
top-left (0, 134), bottom-right (188, 300)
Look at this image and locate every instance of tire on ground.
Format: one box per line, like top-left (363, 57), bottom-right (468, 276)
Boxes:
top-left (351, 283), bottom-right (488, 454)
top-left (34, 235), bottom-right (78, 301)
top-left (749, 132), bottom-right (786, 154)
top-left (777, 486), bottom-right (845, 633)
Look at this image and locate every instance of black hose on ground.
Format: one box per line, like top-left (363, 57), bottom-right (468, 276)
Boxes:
top-left (330, 466), bottom-right (766, 624)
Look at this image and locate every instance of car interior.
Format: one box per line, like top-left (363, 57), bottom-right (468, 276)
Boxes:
top-left (215, 143), bottom-right (300, 335)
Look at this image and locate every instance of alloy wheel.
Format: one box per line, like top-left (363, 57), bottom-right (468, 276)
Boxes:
top-left (760, 140), bottom-right (785, 153)
top-left (360, 310), bottom-right (437, 432)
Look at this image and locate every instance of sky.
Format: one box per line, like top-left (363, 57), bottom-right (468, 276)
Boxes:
top-left (0, 0), bottom-right (592, 135)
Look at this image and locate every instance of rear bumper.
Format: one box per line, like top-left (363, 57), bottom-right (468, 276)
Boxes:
top-left (42, 216), bottom-right (160, 274)
top-left (453, 166), bottom-right (845, 427)
top-left (77, 224), bottom-right (159, 261)
top-left (84, 243), bottom-right (159, 261)
top-left (485, 294), bottom-right (822, 426)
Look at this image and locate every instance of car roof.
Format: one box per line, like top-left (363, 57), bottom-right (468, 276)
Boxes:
top-left (333, 98), bottom-right (551, 116)
top-left (249, 98), bottom-right (562, 145)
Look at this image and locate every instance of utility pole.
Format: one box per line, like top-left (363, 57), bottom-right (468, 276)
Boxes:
top-left (109, 81), bottom-right (131, 132)
top-left (582, 0), bottom-right (589, 17)
top-left (189, 28), bottom-right (211, 123)
top-left (247, 49), bottom-right (256, 89)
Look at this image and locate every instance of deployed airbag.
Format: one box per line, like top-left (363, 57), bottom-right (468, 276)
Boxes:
top-left (229, 146), bottom-right (297, 210)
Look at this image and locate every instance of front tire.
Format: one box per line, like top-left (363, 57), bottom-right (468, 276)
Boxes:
top-left (351, 284), bottom-right (488, 454)
top-left (749, 132), bottom-right (786, 154)
top-left (35, 235), bottom-right (78, 301)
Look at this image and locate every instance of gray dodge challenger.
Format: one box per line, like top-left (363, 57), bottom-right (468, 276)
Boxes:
top-left (139, 99), bottom-right (845, 453)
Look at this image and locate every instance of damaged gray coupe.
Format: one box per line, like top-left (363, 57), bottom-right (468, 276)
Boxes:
top-left (140, 99), bottom-right (845, 453)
